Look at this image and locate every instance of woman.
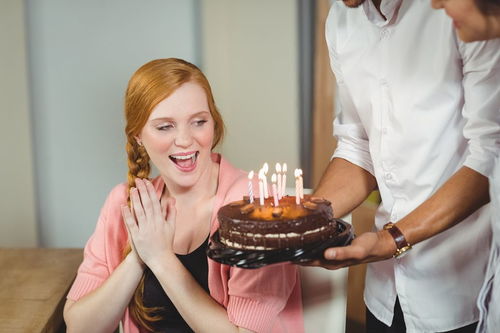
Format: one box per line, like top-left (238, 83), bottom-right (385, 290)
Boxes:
top-left (431, 0), bottom-right (500, 41)
top-left (63, 58), bottom-right (303, 333)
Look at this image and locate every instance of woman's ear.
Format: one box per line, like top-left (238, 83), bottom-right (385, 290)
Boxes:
top-left (135, 136), bottom-right (143, 146)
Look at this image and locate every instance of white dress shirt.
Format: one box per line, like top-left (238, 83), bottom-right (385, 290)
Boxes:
top-left (326, 0), bottom-right (500, 332)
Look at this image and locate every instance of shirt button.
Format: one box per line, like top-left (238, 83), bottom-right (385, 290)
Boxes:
top-left (381, 29), bottom-right (390, 39)
top-left (385, 172), bottom-right (393, 180)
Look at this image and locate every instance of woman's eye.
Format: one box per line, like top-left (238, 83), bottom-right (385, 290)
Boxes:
top-left (157, 124), bottom-right (174, 131)
top-left (194, 120), bottom-right (208, 126)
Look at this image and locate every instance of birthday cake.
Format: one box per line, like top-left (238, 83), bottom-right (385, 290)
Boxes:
top-left (217, 195), bottom-right (339, 250)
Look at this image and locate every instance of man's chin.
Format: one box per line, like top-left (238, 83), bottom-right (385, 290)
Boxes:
top-left (342, 0), bottom-right (366, 8)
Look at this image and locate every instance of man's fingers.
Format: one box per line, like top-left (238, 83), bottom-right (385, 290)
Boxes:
top-left (324, 245), bottom-right (365, 261)
top-left (297, 259), bottom-right (347, 270)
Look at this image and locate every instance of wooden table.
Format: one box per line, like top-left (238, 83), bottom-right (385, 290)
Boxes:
top-left (0, 248), bottom-right (83, 333)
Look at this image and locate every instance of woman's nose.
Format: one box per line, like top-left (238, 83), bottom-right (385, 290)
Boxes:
top-left (174, 127), bottom-right (193, 147)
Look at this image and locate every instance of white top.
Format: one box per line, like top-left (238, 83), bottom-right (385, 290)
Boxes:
top-left (326, 0), bottom-right (500, 332)
top-left (477, 157), bottom-right (500, 333)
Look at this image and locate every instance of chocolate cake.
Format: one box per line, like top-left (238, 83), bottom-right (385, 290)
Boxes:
top-left (217, 195), bottom-right (339, 250)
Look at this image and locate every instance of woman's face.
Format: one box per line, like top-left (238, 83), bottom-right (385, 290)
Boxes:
top-left (432, 0), bottom-right (500, 42)
top-left (138, 81), bottom-right (215, 189)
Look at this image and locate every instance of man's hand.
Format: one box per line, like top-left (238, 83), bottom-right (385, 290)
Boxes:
top-left (300, 230), bottom-right (396, 270)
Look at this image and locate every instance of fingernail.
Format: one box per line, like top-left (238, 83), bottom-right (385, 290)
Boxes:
top-left (326, 249), bottom-right (336, 259)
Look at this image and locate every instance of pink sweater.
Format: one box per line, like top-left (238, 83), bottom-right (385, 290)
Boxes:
top-left (67, 155), bottom-right (304, 333)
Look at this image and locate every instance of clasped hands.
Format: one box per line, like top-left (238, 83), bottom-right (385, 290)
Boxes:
top-left (121, 178), bottom-right (176, 268)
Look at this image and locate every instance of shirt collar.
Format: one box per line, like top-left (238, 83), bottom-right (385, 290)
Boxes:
top-left (362, 0), bottom-right (403, 27)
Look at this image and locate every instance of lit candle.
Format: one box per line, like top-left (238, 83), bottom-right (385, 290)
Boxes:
top-left (271, 173), bottom-right (279, 207)
top-left (275, 163), bottom-right (282, 199)
top-left (258, 169), bottom-right (264, 205)
top-left (247, 170), bottom-right (254, 203)
top-left (262, 163), bottom-right (269, 199)
top-left (294, 169), bottom-right (301, 205)
top-left (299, 169), bottom-right (304, 200)
top-left (281, 163), bottom-right (287, 197)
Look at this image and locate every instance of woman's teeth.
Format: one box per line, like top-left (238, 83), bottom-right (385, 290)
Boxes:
top-left (170, 152), bottom-right (198, 167)
top-left (174, 152), bottom-right (196, 160)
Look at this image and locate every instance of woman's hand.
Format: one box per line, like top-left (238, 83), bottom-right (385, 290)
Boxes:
top-left (300, 230), bottom-right (396, 270)
top-left (121, 178), bottom-right (177, 268)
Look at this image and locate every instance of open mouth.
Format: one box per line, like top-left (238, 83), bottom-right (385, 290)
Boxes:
top-left (169, 151), bottom-right (199, 171)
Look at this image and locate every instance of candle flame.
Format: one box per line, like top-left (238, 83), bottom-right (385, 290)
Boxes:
top-left (276, 163), bottom-right (281, 173)
top-left (283, 163), bottom-right (287, 172)
top-left (248, 170), bottom-right (254, 180)
top-left (259, 169), bottom-right (264, 179)
top-left (263, 162), bottom-right (269, 174)
top-left (294, 169), bottom-right (300, 178)
top-left (271, 173), bottom-right (277, 183)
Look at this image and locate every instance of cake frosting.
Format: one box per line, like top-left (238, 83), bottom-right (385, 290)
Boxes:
top-left (217, 195), bottom-right (338, 250)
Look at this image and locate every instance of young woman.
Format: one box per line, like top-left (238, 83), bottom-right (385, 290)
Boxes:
top-left (63, 58), bottom-right (303, 333)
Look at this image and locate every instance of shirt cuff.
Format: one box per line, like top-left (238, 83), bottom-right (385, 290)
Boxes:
top-left (332, 142), bottom-right (375, 176)
top-left (463, 145), bottom-right (498, 177)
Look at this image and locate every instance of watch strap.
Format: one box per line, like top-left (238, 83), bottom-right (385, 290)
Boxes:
top-left (383, 222), bottom-right (412, 258)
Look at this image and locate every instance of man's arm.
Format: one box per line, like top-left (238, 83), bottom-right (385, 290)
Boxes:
top-left (309, 165), bottom-right (489, 270)
top-left (314, 157), bottom-right (378, 219)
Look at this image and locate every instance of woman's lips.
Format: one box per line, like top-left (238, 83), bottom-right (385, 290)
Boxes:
top-left (169, 151), bottom-right (198, 172)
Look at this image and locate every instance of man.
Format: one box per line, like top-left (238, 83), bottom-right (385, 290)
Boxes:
top-left (307, 0), bottom-right (500, 332)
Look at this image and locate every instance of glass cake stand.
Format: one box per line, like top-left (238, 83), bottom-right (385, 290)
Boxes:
top-left (206, 219), bottom-right (354, 269)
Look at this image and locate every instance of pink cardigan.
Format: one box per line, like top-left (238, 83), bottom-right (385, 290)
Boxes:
top-left (67, 155), bottom-right (304, 333)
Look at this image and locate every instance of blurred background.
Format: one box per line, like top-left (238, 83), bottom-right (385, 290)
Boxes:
top-left (0, 0), bottom-right (344, 247)
top-left (2, 0), bottom-right (326, 249)
top-left (1, 1), bottom-right (378, 331)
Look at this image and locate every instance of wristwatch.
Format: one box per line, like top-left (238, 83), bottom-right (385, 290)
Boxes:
top-left (383, 222), bottom-right (412, 258)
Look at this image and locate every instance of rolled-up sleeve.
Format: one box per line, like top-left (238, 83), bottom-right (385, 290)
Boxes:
top-left (332, 85), bottom-right (375, 175)
top-left (460, 37), bottom-right (500, 177)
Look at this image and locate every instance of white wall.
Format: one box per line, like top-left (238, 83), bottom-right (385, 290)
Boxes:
top-left (201, 0), bottom-right (301, 177)
top-left (26, 0), bottom-right (200, 247)
top-left (0, 0), bottom-right (38, 247)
